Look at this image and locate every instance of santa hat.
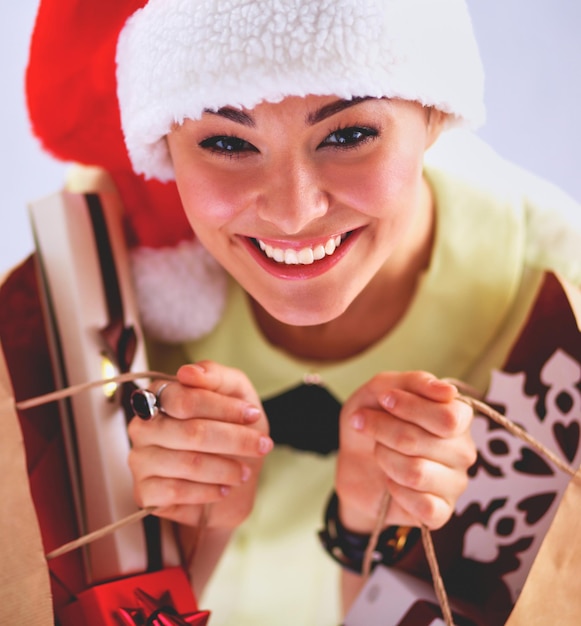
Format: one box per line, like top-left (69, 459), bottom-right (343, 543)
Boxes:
top-left (27, 0), bottom-right (485, 343)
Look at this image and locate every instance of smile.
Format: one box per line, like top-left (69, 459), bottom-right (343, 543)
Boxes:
top-left (241, 229), bottom-right (361, 281)
top-left (254, 234), bottom-right (347, 265)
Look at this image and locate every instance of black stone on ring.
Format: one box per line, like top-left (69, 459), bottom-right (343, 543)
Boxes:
top-left (130, 384), bottom-right (168, 420)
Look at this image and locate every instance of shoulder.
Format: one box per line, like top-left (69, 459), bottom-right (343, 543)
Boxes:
top-left (425, 130), bottom-right (581, 286)
top-left (522, 196), bottom-right (581, 287)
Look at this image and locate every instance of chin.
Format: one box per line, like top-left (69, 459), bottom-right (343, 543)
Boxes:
top-left (258, 292), bottom-right (351, 327)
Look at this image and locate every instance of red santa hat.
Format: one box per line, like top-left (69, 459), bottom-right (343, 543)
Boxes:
top-left (26, 0), bottom-right (227, 343)
top-left (26, 0), bottom-right (485, 343)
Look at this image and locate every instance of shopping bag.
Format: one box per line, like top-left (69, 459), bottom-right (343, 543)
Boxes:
top-left (347, 271), bottom-right (581, 625)
top-left (503, 271), bottom-right (581, 624)
top-left (0, 340), bottom-right (53, 625)
top-left (506, 467), bottom-right (581, 624)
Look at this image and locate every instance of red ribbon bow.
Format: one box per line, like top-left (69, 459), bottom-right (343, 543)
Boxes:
top-left (117, 588), bottom-right (210, 626)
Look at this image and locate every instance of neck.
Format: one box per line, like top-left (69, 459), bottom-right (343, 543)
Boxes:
top-left (250, 178), bottom-right (436, 362)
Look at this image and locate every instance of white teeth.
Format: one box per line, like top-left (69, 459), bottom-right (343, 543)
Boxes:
top-left (256, 235), bottom-right (345, 265)
top-left (313, 245), bottom-right (325, 260)
top-left (297, 248), bottom-right (314, 264)
top-left (284, 249), bottom-right (299, 264)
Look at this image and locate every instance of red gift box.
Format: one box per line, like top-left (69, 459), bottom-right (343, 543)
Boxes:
top-left (57, 567), bottom-right (210, 626)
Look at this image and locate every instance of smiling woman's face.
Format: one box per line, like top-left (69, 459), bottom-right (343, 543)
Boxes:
top-left (167, 95), bottom-right (443, 327)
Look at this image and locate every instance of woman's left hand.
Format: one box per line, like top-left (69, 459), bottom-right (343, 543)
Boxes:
top-left (336, 371), bottom-right (476, 533)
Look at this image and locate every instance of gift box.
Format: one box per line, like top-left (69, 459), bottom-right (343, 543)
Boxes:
top-left (57, 567), bottom-right (210, 626)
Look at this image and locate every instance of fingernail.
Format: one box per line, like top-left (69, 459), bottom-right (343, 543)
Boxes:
top-left (243, 405), bottom-right (262, 422)
top-left (220, 485), bottom-right (231, 497)
top-left (259, 436), bottom-right (273, 455)
top-left (351, 413), bottom-right (365, 431)
top-left (191, 362), bottom-right (206, 373)
top-left (241, 465), bottom-right (252, 483)
top-left (382, 393), bottom-right (396, 410)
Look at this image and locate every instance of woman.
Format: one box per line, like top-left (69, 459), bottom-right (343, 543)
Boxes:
top-left (25, 0), bottom-right (581, 624)
top-left (132, 93), bottom-right (476, 617)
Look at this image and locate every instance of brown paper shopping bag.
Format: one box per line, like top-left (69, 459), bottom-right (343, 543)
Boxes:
top-left (503, 273), bottom-right (581, 624)
top-left (506, 468), bottom-right (581, 625)
top-left (347, 272), bottom-right (581, 626)
top-left (0, 343), bottom-right (53, 625)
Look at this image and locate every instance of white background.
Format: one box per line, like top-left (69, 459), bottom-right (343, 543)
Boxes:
top-left (1, 1), bottom-right (580, 275)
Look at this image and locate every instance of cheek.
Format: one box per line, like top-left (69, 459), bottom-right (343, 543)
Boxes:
top-left (375, 159), bottom-right (424, 212)
top-left (327, 152), bottom-right (423, 220)
top-left (174, 166), bottom-right (248, 227)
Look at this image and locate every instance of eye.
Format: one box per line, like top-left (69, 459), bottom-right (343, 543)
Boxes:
top-left (199, 135), bottom-right (259, 156)
top-left (319, 126), bottom-right (378, 149)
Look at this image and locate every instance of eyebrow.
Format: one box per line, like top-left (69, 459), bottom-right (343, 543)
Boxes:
top-left (202, 107), bottom-right (256, 127)
top-left (305, 97), bottom-right (375, 125)
top-left (202, 96), bottom-right (375, 128)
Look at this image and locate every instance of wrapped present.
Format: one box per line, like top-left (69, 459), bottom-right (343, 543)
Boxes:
top-left (57, 567), bottom-right (210, 626)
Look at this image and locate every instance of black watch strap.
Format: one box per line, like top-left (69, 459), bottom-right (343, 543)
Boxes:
top-left (318, 491), bottom-right (419, 574)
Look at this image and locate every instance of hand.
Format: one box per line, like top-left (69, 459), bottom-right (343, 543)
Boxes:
top-left (336, 371), bottom-right (475, 533)
top-left (127, 360), bottom-right (272, 529)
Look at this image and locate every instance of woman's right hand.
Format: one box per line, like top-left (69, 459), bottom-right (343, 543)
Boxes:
top-left (127, 360), bottom-right (272, 529)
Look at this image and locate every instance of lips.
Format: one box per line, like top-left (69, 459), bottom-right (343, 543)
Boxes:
top-left (240, 229), bottom-right (360, 280)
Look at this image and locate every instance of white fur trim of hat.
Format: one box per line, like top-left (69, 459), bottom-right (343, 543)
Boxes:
top-left (116, 0), bottom-right (486, 182)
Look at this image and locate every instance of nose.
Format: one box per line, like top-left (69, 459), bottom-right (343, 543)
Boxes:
top-left (256, 160), bottom-right (329, 234)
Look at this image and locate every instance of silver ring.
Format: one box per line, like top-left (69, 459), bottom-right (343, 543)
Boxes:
top-left (155, 383), bottom-right (170, 413)
top-left (130, 383), bottom-right (170, 421)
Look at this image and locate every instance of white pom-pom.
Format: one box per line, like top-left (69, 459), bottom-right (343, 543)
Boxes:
top-left (130, 239), bottom-right (227, 343)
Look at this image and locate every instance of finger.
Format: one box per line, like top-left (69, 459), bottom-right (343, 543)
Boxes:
top-left (146, 382), bottom-right (262, 425)
top-left (129, 445), bottom-right (252, 487)
top-left (129, 416), bottom-right (273, 457)
top-left (387, 371), bottom-right (458, 403)
top-left (376, 389), bottom-right (473, 438)
top-left (147, 504), bottom-right (204, 527)
top-left (134, 475), bottom-right (230, 509)
top-left (176, 361), bottom-right (258, 401)
top-left (384, 477), bottom-right (453, 530)
top-left (342, 371), bottom-right (460, 420)
top-left (375, 446), bottom-right (469, 506)
top-left (352, 407), bottom-right (477, 468)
